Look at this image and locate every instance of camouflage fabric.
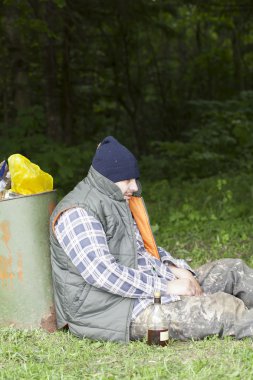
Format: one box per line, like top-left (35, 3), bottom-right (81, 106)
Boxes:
top-left (130, 259), bottom-right (253, 340)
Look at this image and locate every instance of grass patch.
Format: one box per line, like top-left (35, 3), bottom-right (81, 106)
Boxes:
top-left (1, 171), bottom-right (253, 379)
top-left (1, 329), bottom-right (253, 379)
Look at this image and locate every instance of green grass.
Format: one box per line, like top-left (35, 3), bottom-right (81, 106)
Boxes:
top-left (2, 171), bottom-right (253, 379)
top-left (1, 329), bottom-right (253, 379)
top-left (145, 172), bottom-right (253, 268)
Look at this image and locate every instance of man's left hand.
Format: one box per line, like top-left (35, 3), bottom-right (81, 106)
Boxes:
top-left (166, 265), bottom-right (203, 296)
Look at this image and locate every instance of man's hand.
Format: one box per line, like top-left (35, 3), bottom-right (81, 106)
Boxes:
top-left (166, 264), bottom-right (203, 296)
top-left (167, 278), bottom-right (202, 296)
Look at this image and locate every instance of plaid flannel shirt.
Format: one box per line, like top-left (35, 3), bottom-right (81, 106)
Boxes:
top-left (55, 207), bottom-right (193, 320)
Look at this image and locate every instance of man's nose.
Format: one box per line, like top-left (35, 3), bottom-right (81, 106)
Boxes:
top-left (130, 179), bottom-right (138, 192)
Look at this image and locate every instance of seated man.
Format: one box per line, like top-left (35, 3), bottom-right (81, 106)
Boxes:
top-left (50, 136), bottom-right (253, 342)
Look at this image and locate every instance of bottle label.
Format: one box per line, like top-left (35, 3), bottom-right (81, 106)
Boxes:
top-left (160, 330), bottom-right (169, 341)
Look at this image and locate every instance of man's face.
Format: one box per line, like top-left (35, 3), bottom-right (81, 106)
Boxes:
top-left (115, 179), bottom-right (138, 202)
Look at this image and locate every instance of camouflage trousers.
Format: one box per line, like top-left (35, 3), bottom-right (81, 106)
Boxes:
top-left (130, 258), bottom-right (253, 340)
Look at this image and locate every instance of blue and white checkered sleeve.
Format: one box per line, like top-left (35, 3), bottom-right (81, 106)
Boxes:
top-left (158, 246), bottom-right (195, 273)
top-left (55, 208), bottom-right (168, 298)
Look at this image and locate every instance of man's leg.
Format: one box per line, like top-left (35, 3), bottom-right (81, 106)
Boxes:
top-left (130, 292), bottom-right (253, 341)
top-left (196, 258), bottom-right (253, 308)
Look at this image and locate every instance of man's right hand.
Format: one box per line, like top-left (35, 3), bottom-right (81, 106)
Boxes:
top-left (167, 278), bottom-right (203, 296)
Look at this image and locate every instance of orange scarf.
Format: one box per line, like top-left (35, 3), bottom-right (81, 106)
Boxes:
top-left (129, 197), bottom-right (160, 259)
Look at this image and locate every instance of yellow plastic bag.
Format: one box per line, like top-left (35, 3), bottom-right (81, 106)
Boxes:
top-left (8, 154), bottom-right (53, 195)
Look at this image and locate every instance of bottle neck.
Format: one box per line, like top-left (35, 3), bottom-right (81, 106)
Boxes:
top-left (154, 297), bottom-right (161, 304)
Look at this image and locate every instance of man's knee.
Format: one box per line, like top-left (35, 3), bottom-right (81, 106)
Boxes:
top-left (216, 258), bottom-right (244, 268)
top-left (210, 292), bottom-right (246, 317)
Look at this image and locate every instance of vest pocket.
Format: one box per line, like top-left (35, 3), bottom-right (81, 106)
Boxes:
top-left (69, 283), bottom-right (90, 318)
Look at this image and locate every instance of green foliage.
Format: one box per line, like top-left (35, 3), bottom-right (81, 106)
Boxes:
top-left (144, 170), bottom-right (253, 268)
top-left (1, 105), bottom-right (95, 198)
top-left (1, 1), bottom-right (253, 154)
top-left (140, 92), bottom-right (253, 180)
top-left (32, 142), bottom-right (94, 199)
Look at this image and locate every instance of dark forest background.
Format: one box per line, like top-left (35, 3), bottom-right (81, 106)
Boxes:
top-left (1, 0), bottom-right (253, 193)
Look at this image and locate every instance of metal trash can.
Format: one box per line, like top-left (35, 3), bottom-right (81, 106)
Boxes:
top-left (0, 190), bottom-right (57, 332)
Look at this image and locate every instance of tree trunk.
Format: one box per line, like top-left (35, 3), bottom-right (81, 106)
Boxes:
top-left (2, 8), bottom-right (30, 117)
top-left (231, 19), bottom-right (244, 92)
top-left (61, 15), bottom-right (73, 144)
top-left (43, 2), bottom-right (62, 141)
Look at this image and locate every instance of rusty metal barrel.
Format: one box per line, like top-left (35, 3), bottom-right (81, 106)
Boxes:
top-left (0, 190), bottom-right (57, 332)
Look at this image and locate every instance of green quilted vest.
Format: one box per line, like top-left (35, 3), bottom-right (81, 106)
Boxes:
top-left (50, 166), bottom-right (139, 342)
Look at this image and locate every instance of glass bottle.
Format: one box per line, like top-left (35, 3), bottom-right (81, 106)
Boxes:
top-left (147, 291), bottom-right (169, 346)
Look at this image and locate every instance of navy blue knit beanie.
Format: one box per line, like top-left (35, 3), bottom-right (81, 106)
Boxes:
top-left (92, 136), bottom-right (140, 182)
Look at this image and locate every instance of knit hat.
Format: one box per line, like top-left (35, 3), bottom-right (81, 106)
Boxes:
top-left (92, 136), bottom-right (140, 182)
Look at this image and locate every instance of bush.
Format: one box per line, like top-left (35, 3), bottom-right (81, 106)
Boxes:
top-left (140, 92), bottom-right (253, 181)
